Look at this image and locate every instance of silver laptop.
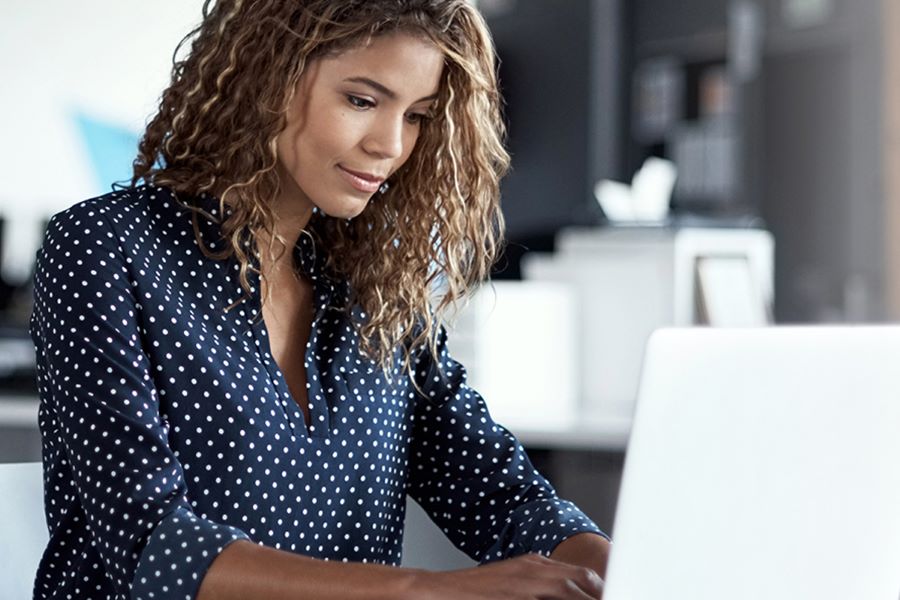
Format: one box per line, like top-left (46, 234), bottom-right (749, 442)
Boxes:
top-left (604, 326), bottom-right (900, 600)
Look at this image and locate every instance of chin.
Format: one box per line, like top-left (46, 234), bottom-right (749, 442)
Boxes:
top-left (319, 195), bottom-right (373, 220)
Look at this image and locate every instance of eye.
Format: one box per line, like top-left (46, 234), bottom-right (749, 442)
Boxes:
top-left (405, 111), bottom-right (433, 125)
top-left (346, 94), bottom-right (374, 110)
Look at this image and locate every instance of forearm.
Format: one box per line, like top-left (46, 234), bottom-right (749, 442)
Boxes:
top-left (549, 533), bottom-right (612, 579)
top-left (197, 540), bottom-right (420, 600)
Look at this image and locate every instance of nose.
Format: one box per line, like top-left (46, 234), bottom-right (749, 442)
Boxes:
top-left (362, 114), bottom-right (406, 160)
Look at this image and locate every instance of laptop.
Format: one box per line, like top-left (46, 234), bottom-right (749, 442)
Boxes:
top-left (603, 326), bottom-right (900, 600)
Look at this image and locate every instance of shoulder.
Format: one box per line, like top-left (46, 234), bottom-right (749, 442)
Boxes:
top-left (42, 185), bottom-right (197, 252)
top-left (37, 185), bottom-right (189, 275)
top-left (46, 185), bottom-right (181, 231)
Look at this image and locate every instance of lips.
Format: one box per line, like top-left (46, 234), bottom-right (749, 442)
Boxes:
top-left (337, 165), bottom-right (386, 194)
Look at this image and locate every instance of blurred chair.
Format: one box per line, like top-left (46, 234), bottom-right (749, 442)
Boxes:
top-left (0, 462), bottom-right (46, 599)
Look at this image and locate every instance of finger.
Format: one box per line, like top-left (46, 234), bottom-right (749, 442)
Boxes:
top-left (528, 560), bottom-right (604, 599)
top-left (565, 565), bottom-right (604, 598)
top-left (529, 575), bottom-right (600, 600)
top-left (480, 554), bottom-right (603, 599)
top-left (504, 563), bottom-right (598, 600)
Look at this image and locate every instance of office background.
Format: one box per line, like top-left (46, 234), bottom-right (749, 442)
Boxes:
top-left (1, 0), bottom-right (898, 549)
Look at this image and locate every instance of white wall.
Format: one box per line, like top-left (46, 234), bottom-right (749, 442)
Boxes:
top-left (0, 1), bottom-right (205, 282)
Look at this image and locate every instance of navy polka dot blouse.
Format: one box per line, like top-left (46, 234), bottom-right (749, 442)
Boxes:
top-left (29, 185), bottom-right (605, 599)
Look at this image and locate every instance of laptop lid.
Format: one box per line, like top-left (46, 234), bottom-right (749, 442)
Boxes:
top-left (604, 326), bottom-right (900, 600)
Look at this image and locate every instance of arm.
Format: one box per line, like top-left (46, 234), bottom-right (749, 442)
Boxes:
top-left (199, 539), bottom-right (604, 600)
top-left (197, 540), bottom-right (417, 600)
top-left (550, 532), bottom-right (611, 578)
top-left (406, 326), bottom-right (609, 562)
top-left (31, 205), bottom-right (249, 599)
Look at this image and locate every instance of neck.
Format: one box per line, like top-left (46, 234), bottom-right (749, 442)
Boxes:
top-left (257, 182), bottom-right (316, 274)
top-left (271, 163), bottom-right (316, 246)
top-left (270, 200), bottom-right (315, 249)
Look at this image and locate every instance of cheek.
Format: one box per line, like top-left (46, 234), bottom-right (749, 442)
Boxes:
top-left (302, 115), bottom-right (358, 161)
top-left (399, 128), bottom-right (423, 165)
top-left (277, 128), bottom-right (331, 185)
top-left (276, 127), bottom-right (303, 172)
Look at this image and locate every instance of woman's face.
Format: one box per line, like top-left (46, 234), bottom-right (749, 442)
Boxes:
top-left (275, 32), bottom-right (444, 221)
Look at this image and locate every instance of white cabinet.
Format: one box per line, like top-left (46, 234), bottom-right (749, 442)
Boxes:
top-left (445, 281), bottom-right (579, 433)
top-left (523, 226), bottom-right (774, 425)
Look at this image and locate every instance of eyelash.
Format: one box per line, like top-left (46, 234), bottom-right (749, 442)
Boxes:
top-left (346, 94), bottom-right (374, 110)
top-left (345, 94), bottom-right (431, 125)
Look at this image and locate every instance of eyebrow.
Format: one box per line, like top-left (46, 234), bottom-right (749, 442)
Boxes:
top-left (343, 76), bottom-right (439, 103)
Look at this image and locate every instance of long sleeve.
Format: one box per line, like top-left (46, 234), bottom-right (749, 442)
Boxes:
top-left (405, 325), bottom-right (607, 563)
top-left (30, 203), bottom-right (249, 600)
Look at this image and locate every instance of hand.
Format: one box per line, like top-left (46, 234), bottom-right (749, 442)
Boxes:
top-left (549, 533), bottom-right (611, 580)
top-left (408, 553), bottom-right (604, 599)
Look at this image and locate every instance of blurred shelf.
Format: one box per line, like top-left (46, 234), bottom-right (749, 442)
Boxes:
top-left (0, 396), bottom-right (39, 427)
top-left (636, 30), bottom-right (727, 62)
top-left (765, 20), bottom-right (855, 57)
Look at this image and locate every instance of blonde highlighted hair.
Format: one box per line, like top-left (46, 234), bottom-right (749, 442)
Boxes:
top-left (132, 0), bottom-right (509, 375)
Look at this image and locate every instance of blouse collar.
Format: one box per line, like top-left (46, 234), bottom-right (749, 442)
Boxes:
top-left (170, 186), bottom-right (349, 315)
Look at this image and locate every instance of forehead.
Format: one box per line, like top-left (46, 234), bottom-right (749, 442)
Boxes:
top-left (314, 32), bottom-right (445, 99)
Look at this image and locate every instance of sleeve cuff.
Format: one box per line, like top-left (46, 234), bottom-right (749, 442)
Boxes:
top-left (131, 505), bottom-right (250, 600)
top-left (482, 499), bottom-right (609, 562)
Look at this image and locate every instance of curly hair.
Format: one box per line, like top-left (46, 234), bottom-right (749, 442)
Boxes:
top-left (131, 0), bottom-right (509, 377)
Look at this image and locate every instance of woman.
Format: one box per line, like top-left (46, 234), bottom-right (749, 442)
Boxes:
top-left (29, 1), bottom-right (611, 598)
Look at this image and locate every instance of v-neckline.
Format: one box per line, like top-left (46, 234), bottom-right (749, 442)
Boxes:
top-left (249, 247), bottom-right (331, 441)
top-left (260, 274), bottom-right (314, 423)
